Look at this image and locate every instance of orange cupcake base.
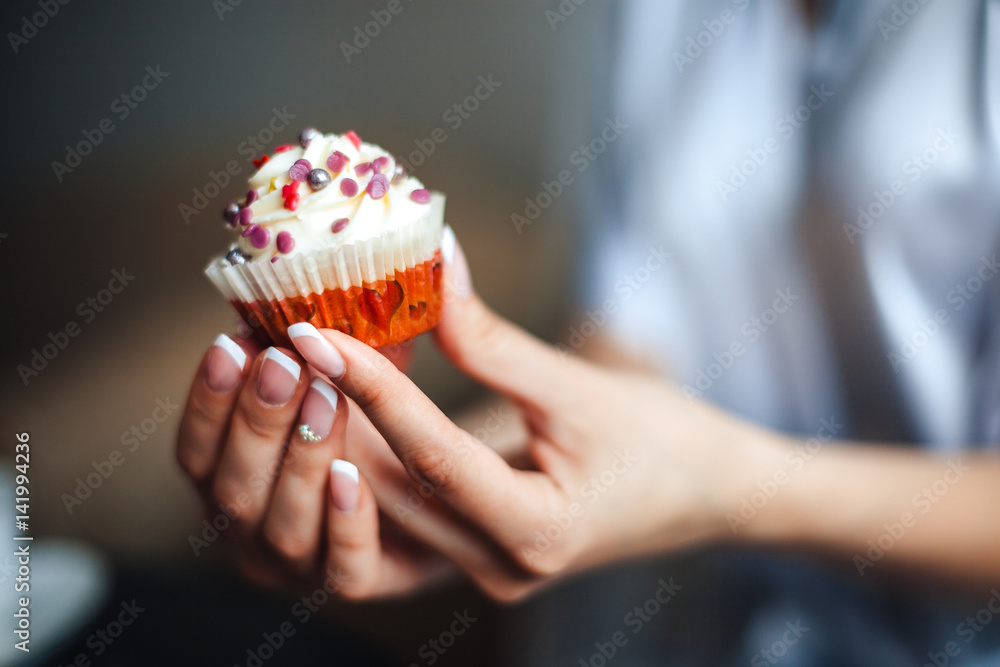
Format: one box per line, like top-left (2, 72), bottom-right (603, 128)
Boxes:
top-left (232, 250), bottom-right (443, 349)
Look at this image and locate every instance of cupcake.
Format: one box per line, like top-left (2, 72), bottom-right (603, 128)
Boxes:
top-left (205, 129), bottom-right (445, 349)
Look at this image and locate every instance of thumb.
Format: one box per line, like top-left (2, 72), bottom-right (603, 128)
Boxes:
top-left (434, 226), bottom-right (577, 408)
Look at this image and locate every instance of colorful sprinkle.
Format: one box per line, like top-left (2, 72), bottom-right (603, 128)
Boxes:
top-left (340, 178), bottom-right (359, 197)
top-left (250, 225), bottom-right (270, 249)
top-left (276, 231), bottom-right (295, 254)
top-left (344, 130), bottom-right (362, 150)
top-left (270, 256), bottom-right (279, 263)
top-left (367, 173), bottom-right (389, 199)
top-left (226, 248), bottom-right (249, 265)
top-left (299, 127), bottom-right (320, 148)
top-left (284, 193), bottom-right (300, 211)
top-left (327, 151), bottom-right (349, 173)
top-left (307, 168), bottom-right (331, 190)
top-left (224, 202), bottom-right (241, 225)
top-left (354, 162), bottom-right (372, 176)
top-left (410, 188), bottom-right (431, 204)
top-left (332, 218), bottom-right (350, 233)
top-left (282, 181), bottom-right (300, 198)
top-left (274, 144), bottom-right (295, 153)
top-left (242, 223), bottom-right (257, 237)
top-left (372, 156), bottom-right (390, 173)
top-left (253, 154), bottom-right (269, 169)
top-left (245, 188), bottom-right (258, 205)
top-left (238, 207), bottom-right (253, 226)
top-left (289, 159), bottom-right (312, 182)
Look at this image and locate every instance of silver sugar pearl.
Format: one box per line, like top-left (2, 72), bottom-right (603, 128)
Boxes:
top-left (299, 127), bottom-right (320, 148)
top-left (223, 202), bottom-right (241, 225)
top-left (226, 247), bottom-right (250, 266)
top-left (307, 168), bottom-right (331, 190)
top-left (391, 161), bottom-right (407, 183)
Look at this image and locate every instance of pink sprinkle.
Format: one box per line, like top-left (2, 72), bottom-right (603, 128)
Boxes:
top-left (250, 225), bottom-right (271, 249)
top-left (327, 151), bottom-right (349, 173)
top-left (372, 156), bottom-right (390, 173)
top-left (354, 162), bottom-right (372, 176)
top-left (270, 256), bottom-right (279, 263)
top-left (245, 189), bottom-right (259, 205)
top-left (241, 223), bottom-right (257, 237)
top-left (410, 188), bottom-right (431, 204)
top-left (276, 231), bottom-right (295, 254)
top-left (367, 173), bottom-right (389, 199)
top-left (288, 159), bottom-right (312, 182)
top-left (238, 207), bottom-right (254, 226)
top-left (332, 217), bottom-right (350, 233)
top-left (340, 178), bottom-right (359, 197)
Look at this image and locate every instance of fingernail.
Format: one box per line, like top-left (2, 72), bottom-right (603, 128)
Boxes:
top-left (330, 459), bottom-right (359, 513)
top-left (288, 322), bottom-right (346, 378)
top-left (441, 225), bottom-right (472, 300)
top-left (206, 334), bottom-right (247, 393)
top-left (257, 348), bottom-right (301, 406)
top-left (297, 378), bottom-right (339, 442)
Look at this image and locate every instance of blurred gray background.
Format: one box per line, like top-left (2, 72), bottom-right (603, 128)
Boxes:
top-left (1, 1), bottom-right (626, 665)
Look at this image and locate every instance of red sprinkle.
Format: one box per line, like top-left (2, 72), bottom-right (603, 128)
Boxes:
top-left (354, 162), bottom-right (372, 176)
top-left (250, 225), bottom-right (270, 249)
top-left (372, 156), bottom-right (390, 173)
top-left (340, 178), bottom-right (359, 197)
top-left (288, 159), bottom-right (312, 181)
top-left (253, 154), bottom-right (270, 169)
top-left (410, 188), bottom-right (431, 204)
top-left (345, 130), bottom-right (362, 150)
top-left (327, 151), bottom-right (349, 173)
top-left (367, 173), bottom-right (389, 199)
top-left (238, 207), bottom-right (253, 226)
top-left (332, 218), bottom-right (350, 233)
top-left (284, 193), bottom-right (300, 211)
top-left (282, 181), bottom-right (300, 198)
top-left (276, 231), bottom-right (295, 254)
top-left (274, 144), bottom-right (295, 153)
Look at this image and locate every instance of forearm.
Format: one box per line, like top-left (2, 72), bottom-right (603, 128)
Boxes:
top-left (739, 430), bottom-right (1000, 584)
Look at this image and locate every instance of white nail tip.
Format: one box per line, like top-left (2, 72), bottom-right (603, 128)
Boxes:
top-left (213, 334), bottom-right (247, 370)
top-left (331, 459), bottom-right (359, 484)
top-left (287, 322), bottom-right (325, 341)
top-left (310, 378), bottom-right (339, 412)
top-left (441, 225), bottom-right (456, 264)
top-left (263, 347), bottom-right (301, 381)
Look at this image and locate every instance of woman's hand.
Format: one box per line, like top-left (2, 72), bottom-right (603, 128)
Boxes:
top-left (280, 231), bottom-right (782, 601)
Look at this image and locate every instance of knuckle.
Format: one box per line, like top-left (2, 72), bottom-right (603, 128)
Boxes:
top-left (405, 444), bottom-right (459, 492)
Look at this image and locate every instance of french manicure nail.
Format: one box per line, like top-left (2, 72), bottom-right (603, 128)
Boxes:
top-left (297, 378), bottom-right (339, 442)
top-left (257, 348), bottom-right (301, 406)
top-left (330, 459), bottom-right (359, 513)
top-left (441, 225), bottom-right (472, 300)
top-left (288, 322), bottom-right (346, 378)
top-left (206, 334), bottom-right (246, 393)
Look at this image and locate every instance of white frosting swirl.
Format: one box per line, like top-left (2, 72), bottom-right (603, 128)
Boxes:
top-left (234, 132), bottom-right (432, 261)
